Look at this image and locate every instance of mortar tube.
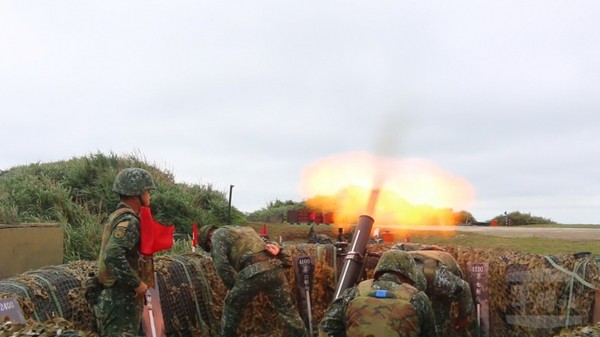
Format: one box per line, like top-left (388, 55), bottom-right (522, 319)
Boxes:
top-left (333, 215), bottom-right (374, 301)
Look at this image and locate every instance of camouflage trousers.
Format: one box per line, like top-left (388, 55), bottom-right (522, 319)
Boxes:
top-left (221, 267), bottom-right (307, 337)
top-left (94, 286), bottom-right (143, 337)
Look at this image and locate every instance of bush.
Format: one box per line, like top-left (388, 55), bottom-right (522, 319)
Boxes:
top-left (247, 199), bottom-right (305, 222)
top-left (0, 151), bottom-right (246, 262)
top-left (492, 211), bottom-right (556, 226)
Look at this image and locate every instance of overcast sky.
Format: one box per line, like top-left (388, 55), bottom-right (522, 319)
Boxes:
top-left (2, 1), bottom-right (599, 224)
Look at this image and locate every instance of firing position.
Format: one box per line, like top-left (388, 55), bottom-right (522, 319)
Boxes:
top-left (198, 224), bottom-right (307, 337)
top-left (319, 250), bottom-right (438, 337)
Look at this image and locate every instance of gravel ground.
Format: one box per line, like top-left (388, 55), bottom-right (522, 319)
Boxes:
top-left (405, 225), bottom-right (600, 241)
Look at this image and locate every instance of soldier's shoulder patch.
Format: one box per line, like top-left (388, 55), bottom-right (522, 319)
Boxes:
top-left (116, 221), bottom-right (129, 228)
top-left (114, 221), bottom-right (129, 238)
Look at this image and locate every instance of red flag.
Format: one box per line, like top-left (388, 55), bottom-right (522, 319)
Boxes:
top-left (192, 223), bottom-right (198, 247)
top-left (259, 224), bottom-right (267, 236)
top-left (140, 206), bottom-right (175, 255)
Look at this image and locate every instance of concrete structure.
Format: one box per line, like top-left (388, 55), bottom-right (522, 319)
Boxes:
top-left (0, 223), bottom-right (63, 279)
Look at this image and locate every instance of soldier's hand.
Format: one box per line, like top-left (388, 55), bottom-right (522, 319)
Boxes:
top-left (134, 281), bottom-right (148, 300)
top-left (266, 243), bottom-right (280, 256)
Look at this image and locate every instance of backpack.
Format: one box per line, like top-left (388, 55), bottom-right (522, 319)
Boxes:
top-left (345, 280), bottom-right (420, 337)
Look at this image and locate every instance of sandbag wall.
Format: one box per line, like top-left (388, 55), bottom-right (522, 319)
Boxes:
top-left (448, 247), bottom-right (600, 337)
top-left (0, 261), bottom-right (94, 329)
top-left (0, 254), bottom-right (226, 337)
top-left (0, 244), bottom-right (338, 337)
top-left (1, 243), bottom-right (599, 337)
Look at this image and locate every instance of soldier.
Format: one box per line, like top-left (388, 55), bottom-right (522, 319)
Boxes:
top-left (395, 243), bottom-right (477, 337)
top-left (198, 224), bottom-right (307, 337)
top-left (308, 223), bottom-right (332, 244)
top-left (94, 168), bottom-right (157, 337)
top-left (319, 250), bottom-right (438, 337)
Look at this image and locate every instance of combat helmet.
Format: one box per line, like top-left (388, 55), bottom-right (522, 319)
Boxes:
top-left (198, 225), bottom-right (217, 252)
top-left (374, 250), bottom-right (426, 289)
top-left (112, 168), bottom-right (157, 196)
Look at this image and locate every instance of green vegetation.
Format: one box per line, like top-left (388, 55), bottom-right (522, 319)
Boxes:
top-left (492, 211), bottom-right (556, 226)
top-left (0, 152), bottom-right (245, 261)
top-left (403, 231), bottom-right (599, 255)
top-left (246, 199), bottom-right (306, 222)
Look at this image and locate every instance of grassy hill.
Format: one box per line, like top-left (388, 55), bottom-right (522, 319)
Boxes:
top-left (0, 152), bottom-right (245, 261)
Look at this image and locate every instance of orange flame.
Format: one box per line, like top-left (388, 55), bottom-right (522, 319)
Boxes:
top-left (300, 152), bottom-right (474, 231)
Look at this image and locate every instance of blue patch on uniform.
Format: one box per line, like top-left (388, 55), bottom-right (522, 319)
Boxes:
top-left (375, 290), bottom-right (388, 298)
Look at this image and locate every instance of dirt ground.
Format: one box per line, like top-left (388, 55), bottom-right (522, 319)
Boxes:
top-left (409, 225), bottom-right (600, 241)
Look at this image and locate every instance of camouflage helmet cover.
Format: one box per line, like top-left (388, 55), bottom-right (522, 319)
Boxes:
top-left (112, 168), bottom-right (157, 196)
top-left (374, 250), bottom-right (423, 287)
top-left (198, 225), bottom-right (217, 252)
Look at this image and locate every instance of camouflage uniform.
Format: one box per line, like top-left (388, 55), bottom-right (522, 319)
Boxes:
top-left (319, 250), bottom-right (438, 337)
top-left (403, 248), bottom-right (477, 337)
top-left (94, 168), bottom-right (156, 337)
top-left (200, 225), bottom-right (307, 337)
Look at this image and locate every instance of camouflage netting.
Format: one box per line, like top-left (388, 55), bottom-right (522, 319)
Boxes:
top-left (0, 261), bottom-right (95, 328)
top-left (1, 243), bottom-right (599, 337)
top-left (152, 253), bottom-right (225, 337)
top-left (554, 321), bottom-right (600, 337)
top-left (447, 247), bottom-right (600, 337)
top-left (0, 317), bottom-right (98, 337)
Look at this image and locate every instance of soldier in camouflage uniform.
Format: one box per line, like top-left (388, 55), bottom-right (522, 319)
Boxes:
top-left (198, 224), bottom-right (307, 337)
top-left (94, 168), bottom-right (156, 337)
top-left (308, 223), bottom-right (333, 244)
top-left (319, 250), bottom-right (438, 337)
top-left (394, 243), bottom-right (477, 337)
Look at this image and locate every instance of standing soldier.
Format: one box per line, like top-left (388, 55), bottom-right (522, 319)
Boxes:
top-left (198, 224), bottom-right (307, 337)
top-left (319, 250), bottom-right (438, 337)
top-left (94, 168), bottom-right (156, 337)
top-left (395, 245), bottom-right (476, 337)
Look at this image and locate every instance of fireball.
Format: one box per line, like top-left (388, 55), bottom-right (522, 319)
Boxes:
top-left (300, 151), bottom-right (474, 232)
